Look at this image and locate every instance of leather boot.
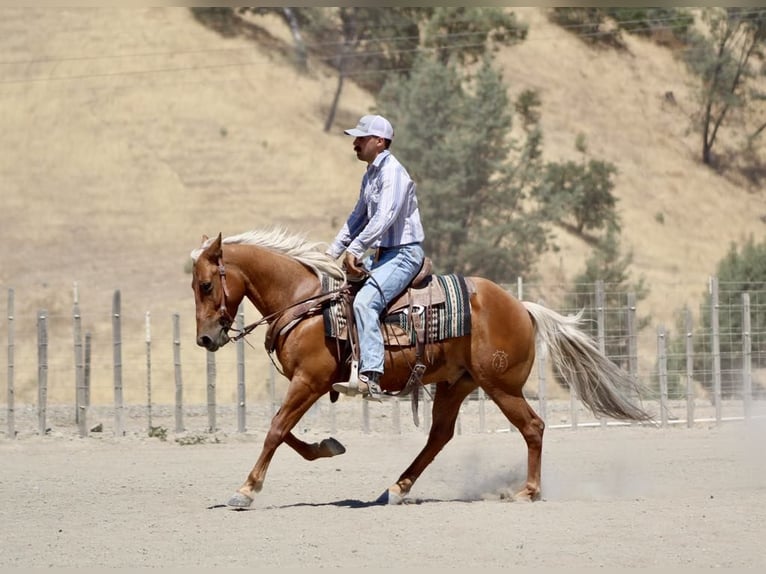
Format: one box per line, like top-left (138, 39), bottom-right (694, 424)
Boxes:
top-left (360, 371), bottom-right (383, 402)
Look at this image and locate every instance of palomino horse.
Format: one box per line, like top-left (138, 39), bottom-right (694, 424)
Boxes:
top-left (190, 228), bottom-right (653, 508)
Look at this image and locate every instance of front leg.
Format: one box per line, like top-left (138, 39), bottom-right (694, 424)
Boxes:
top-left (227, 375), bottom-right (327, 508)
top-left (227, 433), bottom-right (347, 508)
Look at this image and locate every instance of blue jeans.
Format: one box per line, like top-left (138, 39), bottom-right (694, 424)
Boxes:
top-left (353, 243), bottom-right (425, 376)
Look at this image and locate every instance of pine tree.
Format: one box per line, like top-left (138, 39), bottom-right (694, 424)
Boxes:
top-left (379, 55), bottom-right (553, 281)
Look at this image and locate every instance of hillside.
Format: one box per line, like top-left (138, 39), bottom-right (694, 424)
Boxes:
top-left (1, 7), bottom-right (764, 404)
top-left (506, 9), bottom-right (765, 300)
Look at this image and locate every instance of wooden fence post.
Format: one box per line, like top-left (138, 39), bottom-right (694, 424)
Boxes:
top-left (7, 288), bottom-right (15, 439)
top-left (37, 309), bottom-right (48, 436)
top-left (627, 292), bottom-right (638, 382)
top-left (206, 350), bottom-right (216, 433)
top-left (569, 377), bottom-right (579, 430)
top-left (236, 304), bottom-right (246, 433)
top-left (81, 332), bottom-right (91, 438)
top-left (73, 283), bottom-right (84, 426)
top-left (684, 308), bottom-right (694, 427)
top-left (145, 311), bottom-right (153, 432)
top-left (112, 290), bottom-right (124, 436)
top-left (742, 292), bottom-right (752, 421)
top-left (536, 340), bottom-right (547, 424)
top-left (709, 277), bottom-right (722, 425)
top-left (391, 396), bottom-right (401, 434)
top-left (657, 325), bottom-right (668, 428)
top-left (422, 390), bottom-right (431, 434)
top-left (596, 280), bottom-right (607, 428)
top-left (595, 280), bottom-right (606, 353)
top-left (172, 313), bottom-right (184, 433)
top-left (269, 362), bottom-right (277, 419)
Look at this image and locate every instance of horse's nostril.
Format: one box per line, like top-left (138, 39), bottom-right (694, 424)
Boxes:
top-left (197, 335), bottom-right (212, 348)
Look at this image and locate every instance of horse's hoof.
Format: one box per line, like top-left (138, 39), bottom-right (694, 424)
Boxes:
top-left (375, 488), bottom-right (404, 505)
top-left (510, 488), bottom-right (539, 503)
top-left (227, 492), bottom-right (254, 508)
top-left (319, 437), bottom-right (346, 457)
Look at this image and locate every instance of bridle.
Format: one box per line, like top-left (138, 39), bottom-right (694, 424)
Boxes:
top-left (214, 255), bottom-right (283, 341)
top-left (216, 257), bottom-right (234, 329)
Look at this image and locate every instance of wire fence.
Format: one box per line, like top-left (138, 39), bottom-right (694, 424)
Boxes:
top-left (2, 277), bottom-right (765, 440)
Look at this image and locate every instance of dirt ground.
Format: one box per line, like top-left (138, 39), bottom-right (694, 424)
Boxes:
top-left (1, 408), bottom-right (764, 568)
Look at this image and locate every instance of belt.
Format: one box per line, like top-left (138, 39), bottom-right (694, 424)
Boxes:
top-left (378, 242), bottom-right (420, 252)
top-left (374, 242), bottom-right (420, 262)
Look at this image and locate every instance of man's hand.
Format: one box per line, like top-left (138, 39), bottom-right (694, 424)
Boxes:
top-left (343, 251), bottom-right (365, 280)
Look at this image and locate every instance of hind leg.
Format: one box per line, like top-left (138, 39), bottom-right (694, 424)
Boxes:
top-left (378, 376), bottom-right (476, 504)
top-left (484, 387), bottom-right (545, 501)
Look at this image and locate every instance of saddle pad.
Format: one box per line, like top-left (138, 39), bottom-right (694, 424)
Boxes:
top-left (321, 273), bottom-right (472, 346)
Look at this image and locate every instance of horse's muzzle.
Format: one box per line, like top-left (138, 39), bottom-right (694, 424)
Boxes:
top-left (197, 329), bottom-right (230, 351)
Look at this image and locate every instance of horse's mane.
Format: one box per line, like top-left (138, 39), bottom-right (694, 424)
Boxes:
top-left (190, 227), bottom-right (346, 281)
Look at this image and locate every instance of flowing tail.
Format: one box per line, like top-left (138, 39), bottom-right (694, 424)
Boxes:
top-left (524, 301), bottom-right (654, 423)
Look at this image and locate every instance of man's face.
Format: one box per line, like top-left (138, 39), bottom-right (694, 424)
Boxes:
top-left (353, 135), bottom-right (385, 164)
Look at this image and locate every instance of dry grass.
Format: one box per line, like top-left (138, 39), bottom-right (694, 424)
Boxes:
top-left (0, 7), bottom-right (764, 405)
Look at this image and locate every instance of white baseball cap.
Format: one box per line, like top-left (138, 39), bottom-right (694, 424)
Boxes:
top-left (344, 114), bottom-right (394, 140)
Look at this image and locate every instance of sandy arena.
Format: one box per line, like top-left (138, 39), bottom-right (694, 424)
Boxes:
top-left (1, 405), bottom-right (764, 568)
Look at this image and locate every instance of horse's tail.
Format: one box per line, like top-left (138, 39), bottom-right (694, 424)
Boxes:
top-left (523, 301), bottom-right (654, 423)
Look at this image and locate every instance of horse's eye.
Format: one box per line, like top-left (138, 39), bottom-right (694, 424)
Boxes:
top-left (200, 282), bottom-right (213, 295)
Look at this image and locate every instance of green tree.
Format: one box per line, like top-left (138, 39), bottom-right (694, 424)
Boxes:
top-left (564, 230), bottom-right (650, 370)
top-left (548, 8), bottom-right (614, 46)
top-left (603, 7), bottom-right (694, 47)
top-left (378, 54), bottom-right (553, 281)
top-left (226, 8), bottom-right (527, 131)
top-left (420, 7), bottom-right (528, 65)
top-left (666, 236), bottom-right (766, 398)
top-left (534, 135), bottom-right (621, 238)
top-left (325, 7), bottom-right (526, 131)
top-left (683, 8), bottom-right (766, 167)
top-left (549, 7), bottom-right (694, 49)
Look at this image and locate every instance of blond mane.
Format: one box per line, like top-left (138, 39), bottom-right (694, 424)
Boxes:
top-left (190, 227), bottom-right (345, 280)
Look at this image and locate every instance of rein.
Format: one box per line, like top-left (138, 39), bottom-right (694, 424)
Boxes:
top-left (217, 255), bottom-right (348, 345)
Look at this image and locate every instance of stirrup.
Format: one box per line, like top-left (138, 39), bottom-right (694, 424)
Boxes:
top-left (333, 378), bottom-right (381, 400)
top-left (332, 360), bottom-right (364, 397)
top-left (332, 380), bottom-right (365, 397)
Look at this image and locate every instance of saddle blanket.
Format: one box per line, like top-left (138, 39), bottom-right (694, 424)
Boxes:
top-left (321, 273), bottom-right (472, 346)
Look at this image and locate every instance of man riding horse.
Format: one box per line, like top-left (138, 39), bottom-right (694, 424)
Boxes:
top-left (326, 114), bottom-right (426, 401)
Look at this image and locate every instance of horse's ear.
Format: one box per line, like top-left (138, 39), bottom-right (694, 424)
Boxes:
top-left (203, 232), bottom-right (223, 262)
top-left (201, 234), bottom-right (209, 244)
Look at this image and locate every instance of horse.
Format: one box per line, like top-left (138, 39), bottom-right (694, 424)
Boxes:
top-left (190, 228), bottom-right (653, 508)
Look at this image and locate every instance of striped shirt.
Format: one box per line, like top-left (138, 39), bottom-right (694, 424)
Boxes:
top-left (327, 150), bottom-right (425, 260)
